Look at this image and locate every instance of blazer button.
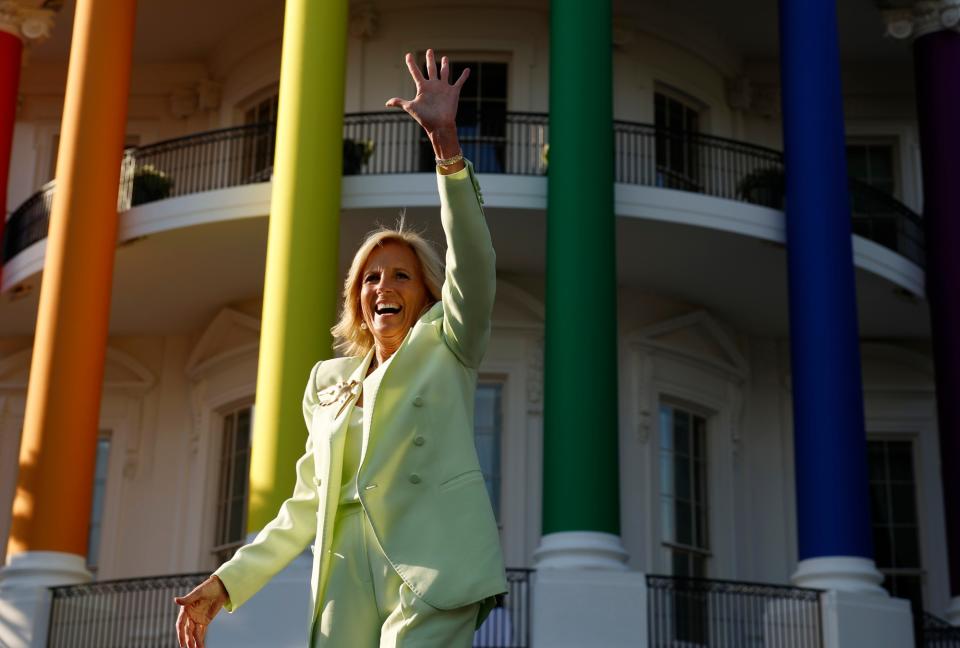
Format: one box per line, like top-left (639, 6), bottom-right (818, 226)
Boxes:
top-left (409, 473), bottom-right (422, 484)
top-left (413, 435), bottom-right (426, 446)
top-left (413, 396), bottom-right (424, 407)
top-left (312, 477), bottom-right (322, 487)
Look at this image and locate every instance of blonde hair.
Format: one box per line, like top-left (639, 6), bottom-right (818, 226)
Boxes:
top-left (331, 221), bottom-right (444, 357)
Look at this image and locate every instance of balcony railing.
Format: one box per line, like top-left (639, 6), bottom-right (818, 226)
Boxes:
top-left (46, 569), bottom-right (531, 648)
top-left (646, 574), bottom-right (823, 648)
top-left (4, 112), bottom-right (924, 269)
top-left (46, 573), bottom-right (207, 648)
top-left (923, 612), bottom-right (960, 648)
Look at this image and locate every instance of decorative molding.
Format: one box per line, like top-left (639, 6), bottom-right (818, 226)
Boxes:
top-left (185, 307), bottom-right (261, 379)
top-left (629, 309), bottom-right (750, 382)
top-left (884, 0), bottom-right (960, 39)
top-left (349, 3), bottom-right (378, 40)
top-left (0, 1), bottom-right (57, 44)
top-left (635, 348), bottom-right (655, 445)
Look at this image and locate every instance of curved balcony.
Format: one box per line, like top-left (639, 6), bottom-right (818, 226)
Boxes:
top-left (2, 112), bottom-right (924, 268)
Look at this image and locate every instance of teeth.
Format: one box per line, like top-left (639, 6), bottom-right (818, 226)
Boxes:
top-left (375, 302), bottom-right (401, 315)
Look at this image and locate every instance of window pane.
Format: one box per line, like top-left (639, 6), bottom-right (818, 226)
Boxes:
top-left (661, 496), bottom-right (675, 541)
top-left (660, 452), bottom-right (673, 496)
top-left (868, 443), bottom-right (886, 481)
top-left (473, 383), bottom-right (503, 521)
top-left (675, 500), bottom-right (693, 545)
top-left (674, 456), bottom-right (691, 500)
top-left (873, 528), bottom-right (892, 567)
top-left (87, 435), bottom-right (111, 570)
top-left (216, 407), bottom-right (253, 550)
top-left (887, 442), bottom-right (913, 481)
top-left (659, 406), bottom-right (672, 450)
top-left (870, 484), bottom-right (889, 524)
top-left (674, 411), bottom-right (690, 455)
top-left (890, 484), bottom-right (917, 525)
top-left (893, 527), bottom-right (920, 568)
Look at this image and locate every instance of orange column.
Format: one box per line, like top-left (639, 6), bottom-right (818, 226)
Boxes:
top-left (6, 0), bottom-right (136, 558)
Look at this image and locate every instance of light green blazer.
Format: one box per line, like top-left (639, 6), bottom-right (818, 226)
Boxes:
top-left (214, 162), bottom-right (508, 631)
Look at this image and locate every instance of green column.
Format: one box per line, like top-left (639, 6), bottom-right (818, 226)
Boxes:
top-left (542, 0), bottom-right (619, 536)
top-left (247, 0), bottom-right (348, 531)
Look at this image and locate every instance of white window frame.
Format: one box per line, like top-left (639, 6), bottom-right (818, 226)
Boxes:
top-left (211, 401), bottom-right (255, 564)
top-left (866, 436), bottom-right (924, 604)
top-left (622, 313), bottom-right (747, 577)
top-left (658, 398), bottom-right (713, 577)
top-left (845, 122), bottom-right (923, 213)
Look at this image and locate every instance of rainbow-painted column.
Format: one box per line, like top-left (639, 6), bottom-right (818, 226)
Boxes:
top-left (0, 0), bottom-right (135, 646)
top-left (534, 0), bottom-right (624, 570)
top-left (778, 0), bottom-right (886, 594)
top-left (912, 19), bottom-right (960, 627)
top-left (0, 26), bottom-right (22, 273)
top-left (0, 3), bottom-right (55, 280)
top-left (246, 0), bottom-right (348, 531)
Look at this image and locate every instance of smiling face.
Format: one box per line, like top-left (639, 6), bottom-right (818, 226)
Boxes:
top-left (359, 241), bottom-right (430, 362)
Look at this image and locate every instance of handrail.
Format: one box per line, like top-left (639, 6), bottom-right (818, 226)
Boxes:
top-left (647, 574), bottom-right (824, 648)
top-left (47, 569), bottom-right (532, 648)
top-left (3, 113), bottom-right (925, 269)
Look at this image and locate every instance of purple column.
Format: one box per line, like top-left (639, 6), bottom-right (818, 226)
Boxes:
top-left (914, 29), bottom-right (960, 611)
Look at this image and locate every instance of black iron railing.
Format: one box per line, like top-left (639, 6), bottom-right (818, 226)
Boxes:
top-left (3, 179), bottom-right (54, 263)
top-left (3, 113), bottom-right (924, 268)
top-left (647, 574), bottom-right (823, 648)
top-left (474, 568), bottom-right (532, 648)
top-left (45, 569), bottom-right (530, 648)
top-left (923, 613), bottom-right (960, 647)
top-left (46, 572), bottom-right (207, 648)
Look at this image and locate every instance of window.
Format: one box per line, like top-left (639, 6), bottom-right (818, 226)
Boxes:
top-left (242, 93), bottom-right (279, 181)
top-left (474, 381), bottom-right (504, 522)
top-left (660, 403), bottom-right (709, 645)
top-left (654, 89), bottom-right (702, 191)
top-left (847, 141), bottom-right (897, 197)
top-left (213, 405), bottom-right (253, 563)
top-left (868, 440), bottom-right (923, 622)
top-left (86, 432), bottom-right (112, 573)
top-left (419, 58), bottom-right (508, 173)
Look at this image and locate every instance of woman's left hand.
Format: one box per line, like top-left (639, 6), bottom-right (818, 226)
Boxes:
top-left (386, 49), bottom-right (468, 163)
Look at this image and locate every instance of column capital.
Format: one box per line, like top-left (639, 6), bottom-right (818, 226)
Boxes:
top-left (0, 0), bottom-right (57, 44)
top-left (884, 0), bottom-right (960, 40)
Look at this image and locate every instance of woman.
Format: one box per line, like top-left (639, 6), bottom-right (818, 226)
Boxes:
top-left (174, 49), bottom-right (507, 648)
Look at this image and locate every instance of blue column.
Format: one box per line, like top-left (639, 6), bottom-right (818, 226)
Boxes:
top-left (778, 0), bottom-right (874, 566)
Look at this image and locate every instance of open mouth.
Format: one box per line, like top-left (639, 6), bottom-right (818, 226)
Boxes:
top-left (374, 302), bottom-right (402, 316)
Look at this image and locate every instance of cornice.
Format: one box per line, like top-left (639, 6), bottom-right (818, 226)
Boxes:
top-left (884, 0), bottom-right (960, 39)
top-left (0, 0), bottom-right (57, 44)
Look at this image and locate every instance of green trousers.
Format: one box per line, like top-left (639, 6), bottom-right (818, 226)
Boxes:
top-left (311, 503), bottom-right (480, 647)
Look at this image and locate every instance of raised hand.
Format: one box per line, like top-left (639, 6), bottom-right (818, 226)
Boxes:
top-left (174, 575), bottom-right (229, 648)
top-left (386, 49), bottom-right (468, 135)
top-left (386, 49), bottom-right (467, 171)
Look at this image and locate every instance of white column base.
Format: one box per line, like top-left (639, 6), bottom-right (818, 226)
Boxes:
top-left (820, 589), bottom-right (914, 648)
top-left (791, 556), bottom-right (887, 595)
top-left (205, 546), bottom-right (312, 648)
top-left (0, 551), bottom-right (91, 648)
top-left (531, 569), bottom-right (647, 648)
top-left (946, 595), bottom-right (960, 626)
top-left (532, 531), bottom-right (629, 571)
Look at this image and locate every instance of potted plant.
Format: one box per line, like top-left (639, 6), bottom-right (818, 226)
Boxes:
top-left (342, 139), bottom-right (375, 175)
top-left (131, 164), bottom-right (174, 206)
top-left (736, 167), bottom-right (785, 208)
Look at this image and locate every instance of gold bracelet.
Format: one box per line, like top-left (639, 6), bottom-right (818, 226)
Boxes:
top-left (435, 152), bottom-right (464, 167)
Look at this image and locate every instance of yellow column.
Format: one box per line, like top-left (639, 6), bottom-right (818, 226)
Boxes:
top-left (247, 0), bottom-right (348, 530)
top-left (6, 0), bottom-right (136, 558)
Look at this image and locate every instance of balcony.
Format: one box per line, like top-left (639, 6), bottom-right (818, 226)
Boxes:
top-left (3, 112), bottom-right (924, 269)
top-left (46, 569), bottom-right (532, 648)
